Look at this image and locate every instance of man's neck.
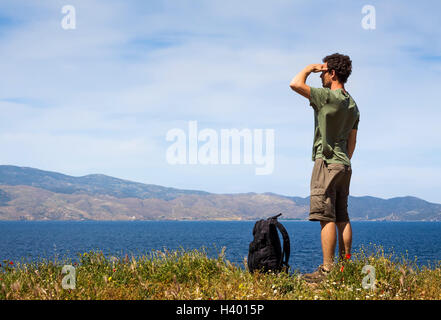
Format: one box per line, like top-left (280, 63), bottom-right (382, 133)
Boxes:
top-left (330, 81), bottom-right (345, 91)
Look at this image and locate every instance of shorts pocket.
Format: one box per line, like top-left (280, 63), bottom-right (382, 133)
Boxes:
top-left (310, 188), bottom-right (326, 213)
top-left (326, 163), bottom-right (345, 175)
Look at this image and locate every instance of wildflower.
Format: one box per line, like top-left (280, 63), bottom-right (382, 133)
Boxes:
top-left (340, 265), bottom-right (344, 272)
top-left (345, 254), bottom-right (351, 260)
top-left (9, 261), bottom-right (13, 265)
top-left (113, 268), bottom-right (116, 272)
top-left (108, 276), bottom-right (112, 281)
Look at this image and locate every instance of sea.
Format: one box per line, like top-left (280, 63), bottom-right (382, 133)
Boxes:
top-left (1, 221), bottom-right (441, 273)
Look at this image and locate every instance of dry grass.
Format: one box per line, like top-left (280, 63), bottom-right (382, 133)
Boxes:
top-left (1, 245), bottom-right (440, 300)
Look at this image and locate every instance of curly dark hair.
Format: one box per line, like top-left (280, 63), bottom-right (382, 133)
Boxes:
top-left (323, 53), bottom-right (352, 84)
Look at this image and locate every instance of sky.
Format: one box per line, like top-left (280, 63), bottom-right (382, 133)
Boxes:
top-left (0, 0), bottom-right (440, 203)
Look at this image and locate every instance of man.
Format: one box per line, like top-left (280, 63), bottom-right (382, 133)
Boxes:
top-left (289, 53), bottom-right (360, 283)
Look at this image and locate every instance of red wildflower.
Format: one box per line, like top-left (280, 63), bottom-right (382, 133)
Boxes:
top-left (113, 268), bottom-right (116, 272)
top-left (9, 261), bottom-right (13, 265)
top-left (340, 265), bottom-right (344, 272)
top-left (345, 254), bottom-right (351, 260)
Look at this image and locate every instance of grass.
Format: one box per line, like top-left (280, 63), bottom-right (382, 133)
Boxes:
top-left (1, 245), bottom-right (440, 300)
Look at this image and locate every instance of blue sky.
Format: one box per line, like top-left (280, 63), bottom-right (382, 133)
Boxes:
top-left (0, 0), bottom-right (440, 203)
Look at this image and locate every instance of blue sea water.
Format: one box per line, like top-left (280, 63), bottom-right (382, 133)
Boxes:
top-left (1, 221), bottom-right (441, 273)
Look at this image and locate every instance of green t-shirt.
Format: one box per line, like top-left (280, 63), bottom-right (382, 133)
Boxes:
top-left (309, 87), bottom-right (360, 166)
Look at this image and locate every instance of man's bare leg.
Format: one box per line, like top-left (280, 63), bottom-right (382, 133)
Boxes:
top-left (320, 221), bottom-right (337, 270)
top-left (337, 221), bottom-right (352, 260)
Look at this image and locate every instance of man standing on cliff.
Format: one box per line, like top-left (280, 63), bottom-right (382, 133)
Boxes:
top-left (289, 53), bottom-right (360, 283)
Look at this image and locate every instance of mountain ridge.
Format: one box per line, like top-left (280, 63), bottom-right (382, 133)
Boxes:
top-left (0, 165), bottom-right (440, 221)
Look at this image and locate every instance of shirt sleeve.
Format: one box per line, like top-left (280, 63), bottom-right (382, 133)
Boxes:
top-left (352, 116), bottom-right (359, 130)
top-left (309, 87), bottom-right (329, 112)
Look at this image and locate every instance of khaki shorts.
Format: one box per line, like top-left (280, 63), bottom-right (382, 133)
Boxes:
top-left (309, 158), bottom-right (352, 222)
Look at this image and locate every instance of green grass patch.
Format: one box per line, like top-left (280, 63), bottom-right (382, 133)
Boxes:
top-left (1, 245), bottom-right (440, 300)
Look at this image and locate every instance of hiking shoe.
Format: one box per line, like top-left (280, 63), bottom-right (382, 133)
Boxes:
top-left (302, 265), bottom-right (332, 283)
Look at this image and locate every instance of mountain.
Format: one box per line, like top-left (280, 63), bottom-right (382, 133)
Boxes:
top-left (0, 165), bottom-right (440, 221)
top-left (0, 165), bottom-right (209, 200)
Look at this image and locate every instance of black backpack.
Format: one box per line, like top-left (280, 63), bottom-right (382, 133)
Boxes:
top-left (247, 213), bottom-right (290, 273)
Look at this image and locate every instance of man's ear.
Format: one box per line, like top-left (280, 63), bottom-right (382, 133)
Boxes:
top-left (330, 69), bottom-right (338, 81)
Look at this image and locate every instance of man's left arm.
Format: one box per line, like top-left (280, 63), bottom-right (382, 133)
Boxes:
top-left (289, 64), bottom-right (327, 99)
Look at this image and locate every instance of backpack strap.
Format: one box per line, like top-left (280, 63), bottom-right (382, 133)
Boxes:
top-left (270, 213), bottom-right (282, 219)
top-left (275, 221), bottom-right (290, 268)
top-left (269, 213), bottom-right (290, 269)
